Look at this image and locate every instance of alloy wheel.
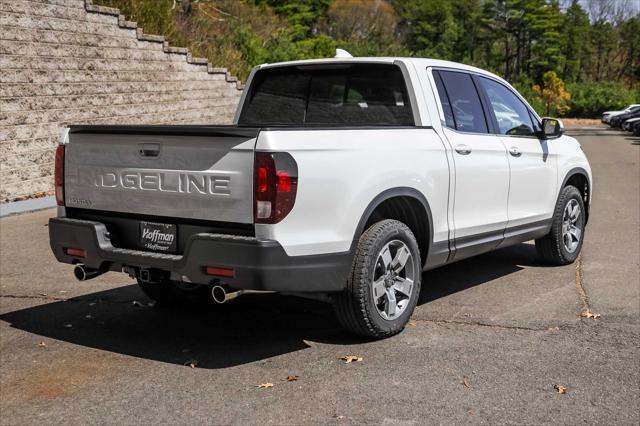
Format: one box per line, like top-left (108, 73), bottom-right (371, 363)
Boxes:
top-left (371, 240), bottom-right (415, 320)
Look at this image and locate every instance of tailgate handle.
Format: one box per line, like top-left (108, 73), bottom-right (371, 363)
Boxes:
top-left (139, 143), bottom-right (160, 158)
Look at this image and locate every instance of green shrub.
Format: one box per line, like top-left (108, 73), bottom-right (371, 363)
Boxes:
top-left (565, 82), bottom-right (640, 118)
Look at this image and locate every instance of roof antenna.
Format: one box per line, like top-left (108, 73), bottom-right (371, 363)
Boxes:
top-left (335, 48), bottom-right (353, 58)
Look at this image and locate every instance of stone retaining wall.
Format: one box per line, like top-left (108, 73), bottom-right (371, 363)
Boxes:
top-left (0, 0), bottom-right (243, 202)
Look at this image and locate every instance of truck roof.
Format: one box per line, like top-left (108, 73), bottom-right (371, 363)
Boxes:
top-left (257, 57), bottom-right (507, 86)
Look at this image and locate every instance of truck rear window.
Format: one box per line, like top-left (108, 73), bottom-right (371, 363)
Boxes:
top-left (238, 64), bottom-right (414, 126)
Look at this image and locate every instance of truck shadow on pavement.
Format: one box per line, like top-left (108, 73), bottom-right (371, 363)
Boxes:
top-left (1, 244), bottom-right (540, 369)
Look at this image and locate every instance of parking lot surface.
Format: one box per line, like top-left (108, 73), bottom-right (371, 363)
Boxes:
top-left (1, 128), bottom-right (638, 424)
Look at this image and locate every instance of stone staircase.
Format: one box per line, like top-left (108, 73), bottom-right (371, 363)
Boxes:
top-left (0, 0), bottom-right (244, 202)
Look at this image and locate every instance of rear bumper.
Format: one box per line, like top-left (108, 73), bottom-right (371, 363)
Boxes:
top-left (49, 217), bottom-right (351, 292)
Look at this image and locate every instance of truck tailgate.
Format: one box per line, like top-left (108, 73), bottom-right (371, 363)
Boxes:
top-left (64, 126), bottom-right (259, 224)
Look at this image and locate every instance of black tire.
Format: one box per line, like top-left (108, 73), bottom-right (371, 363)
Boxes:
top-left (535, 185), bottom-right (586, 265)
top-left (333, 219), bottom-right (422, 339)
top-left (137, 278), bottom-right (214, 306)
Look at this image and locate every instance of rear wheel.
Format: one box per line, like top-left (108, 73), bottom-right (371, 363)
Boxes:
top-left (535, 185), bottom-right (586, 265)
top-left (137, 278), bottom-right (214, 306)
top-left (333, 219), bottom-right (421, 339)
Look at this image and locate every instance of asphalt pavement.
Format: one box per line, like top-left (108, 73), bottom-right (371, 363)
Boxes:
top-left (1, 127), bottom-right (638, 425)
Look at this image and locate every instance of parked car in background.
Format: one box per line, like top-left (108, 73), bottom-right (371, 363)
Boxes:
top-left (602, 104), bottom-right (640, 123)
top-left (633, 120), bottom-right (640, 136)
top-left (622, 117), bottom-right (640, 131)
top-left (610, 107), bottom-right (640, 128)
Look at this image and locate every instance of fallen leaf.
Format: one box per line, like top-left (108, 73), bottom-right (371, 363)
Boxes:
top-left (63, 324), bottom-right (73, 328)
top-left (38, 341), bottom-right (47, 347)
top-left (38, 293), bottom-right (48, 297)
top-left (547, 326), bottom-right (560, 332)
top-left (408, 320), bottom-right (418, 327)
top-left (256, 383), bottom-right (274, 388)
top-left (580, 310), bottom-right (601, 319)
top-left (554, 384), bottom-right (567, 394)
top-left (339, 355), bottom-right (363, 363)
top-left (334, 415), bottom-right (346, 420)
top-left (462, 376), bottom-right (471, 388)
top-left (286, 375), bottom-right (299, 382)
top-left (132, 300), bottom-right (142, 307)
top-left (184, 360), bottom-right (198, 368)
top-left (59, 290), bottom-right (68, 294)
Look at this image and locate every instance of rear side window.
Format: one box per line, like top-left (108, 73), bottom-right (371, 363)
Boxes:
top-left (239, 64), bottom-right (414, 126)
top-left (437, 71), bottom-right (488, 134)
top-left (433, 72), bottom-right (455, 129)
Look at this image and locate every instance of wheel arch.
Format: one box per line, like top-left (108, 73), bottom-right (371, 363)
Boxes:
top-left (350, 187), bottom-right (433, 267)
top-left (560, 167), bottom-right (591, 224)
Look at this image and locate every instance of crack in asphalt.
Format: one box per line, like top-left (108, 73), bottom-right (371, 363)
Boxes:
top-left (0, 294), bottom-right (69, 302)
top-left (574, 254), bottom-right (599, 318)
top-left (412, 318), bottom-right (546, 332)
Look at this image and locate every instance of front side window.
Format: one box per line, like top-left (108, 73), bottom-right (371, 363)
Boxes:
top-left (239, 64), bottom-right (414, 126)
top-left (436, 70), bottom-right (489, 134)
top-left (478, 77), bottom-right (536, 136)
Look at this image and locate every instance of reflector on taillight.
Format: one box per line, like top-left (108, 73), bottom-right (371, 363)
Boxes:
top-left (254, 152), bottom-right (298, 224)
top-left (65, 247), bottom-right (86, 258)
top-left (54, 144), bottom-right (65, 206)
top-left (205, 266), bottom-right (235, 278)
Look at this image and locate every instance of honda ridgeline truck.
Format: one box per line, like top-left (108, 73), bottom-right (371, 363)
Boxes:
top-left (50, 55), bottom-right (592, 338)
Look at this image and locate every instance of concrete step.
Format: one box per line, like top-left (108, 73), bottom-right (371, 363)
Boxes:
top-left (0, 176), bottom-right (51, 202)
top-left (2, 25), bottom-right (145, 49)
top-left (1, 80), bottom-right (238, 97)
top-left (2, 11), bottom-right (135, 38)
top-left (2, 96), bottom-right (239, 126)
top-left (0, 137), bottom-right (57, 158)
top-left (1, 0), bottom-right (89, 21)
top-left (24, 0), bottom-right (84, 9)
top-left (3, 88), bottom-right (234, 112)
top-left (0, 100), bottom-right (238, 142)
top-left (1, 55), bottom-right (210, 73)
top-left (2, 68), bottom-right (230, 84)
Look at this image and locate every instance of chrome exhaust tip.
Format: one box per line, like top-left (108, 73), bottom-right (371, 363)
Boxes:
top-left (211, 285), bottom-right (275, 304)
top-left (73, 264), bottom-right (105, 281)
top-left (211, 285), bottom-right (228, 304)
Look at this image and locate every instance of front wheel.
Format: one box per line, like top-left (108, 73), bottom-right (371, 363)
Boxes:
top-left (333, 219), bottom-right (422, 339)
top-left (535, 185), bottom-right (586, 265)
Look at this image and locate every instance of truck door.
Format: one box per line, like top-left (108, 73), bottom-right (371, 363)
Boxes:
top-left (475, 76), bottom-right (558, 233)
top-left (431, 69), bottom-right (510, 260)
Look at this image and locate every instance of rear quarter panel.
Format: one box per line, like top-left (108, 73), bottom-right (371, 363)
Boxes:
top-left (255, 128), bottom-right (450, 256)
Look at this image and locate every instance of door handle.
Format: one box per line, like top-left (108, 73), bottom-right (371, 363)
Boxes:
top-left (455, 144), bottom-right (472, 155)
top-left (509, 146), bottom-right (522, 157)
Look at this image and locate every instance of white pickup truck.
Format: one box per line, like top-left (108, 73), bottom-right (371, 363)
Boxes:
top-left (50, 56), bottom-right (592, 338)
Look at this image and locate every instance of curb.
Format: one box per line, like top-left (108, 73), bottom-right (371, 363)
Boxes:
top-left (0, 197), bottom-right (56, 218)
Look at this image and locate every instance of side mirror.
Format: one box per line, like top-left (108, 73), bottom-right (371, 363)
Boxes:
top-left (541, 117), bottom-right (564, 139)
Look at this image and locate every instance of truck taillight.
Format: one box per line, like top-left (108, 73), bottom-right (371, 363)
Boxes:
top-left (54, 144), bottom-right (65, 206)
top-left (254, 152), bottom-right (298, 224)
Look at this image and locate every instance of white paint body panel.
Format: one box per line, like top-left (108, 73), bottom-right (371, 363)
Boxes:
top-left (501, 135), bottom-right (558, 228)
top-left (255, 129), bottom-right (450, 256)
top-left (443, 128), bottom-right (510, 239)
